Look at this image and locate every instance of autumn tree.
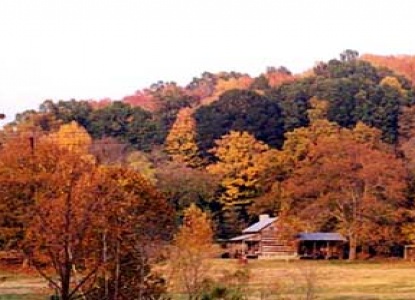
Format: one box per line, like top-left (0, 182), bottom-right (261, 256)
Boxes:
top-left (282, 101), bottom-right (383, 168)
top-left (283, 119), bottom-right (341, 165)
top-left (252, 102), bottom-right (385, 219)
top-left (47, 121), bottom-right (92, 155)
top-left (123, 90), bottom-right (158, 112)
top-left (307, 97), bottom-right (329, 122)
top-left (207, 131), bottom-right (275, 211)
top-left (284, 133), bottom-right (408, 259)
top-left (170, 204), bottom-right (216, 300)
top-left (380, 76), bottom-right (406, 95)
top-left (264, 66), bottom-right (295, 88)
top-left (21, 140), bottom-right (104, 300)
top-left (164, 107), bottom-right (202, 167)
top-left (0, 130), bottom-right (174, 299)
top-left (88, 98), bottom-right (112, 110)
top-left (248, 150), bottom-right (290, 217)
top-left (213, 76), bottom-right (253, 98)
top-left (89, 167), bottom-right (174, 300)
top-left (361, 54), bottom-right (415, 86)
top-left (148, 81), bottom-right (195, 143)
top-left (186, 72), bottom-right (217, 103)
top-left (0, 136), bottom-right (41, 249)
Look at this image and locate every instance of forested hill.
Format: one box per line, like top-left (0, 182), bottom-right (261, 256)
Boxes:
top-left (2, 49), bottom-right (415, 244)
top-left (8, 50), bottom-right (415, 150)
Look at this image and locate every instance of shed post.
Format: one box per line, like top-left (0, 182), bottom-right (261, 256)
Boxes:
top-left (325, 241), bottom-right (328, 259)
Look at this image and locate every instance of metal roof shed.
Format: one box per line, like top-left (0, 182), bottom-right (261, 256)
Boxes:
top-left (297, 232), bottom-right (347, 242)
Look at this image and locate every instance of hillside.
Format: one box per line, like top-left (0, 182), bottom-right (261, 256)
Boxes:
top-left (2, 49), bottom-right (415, 248)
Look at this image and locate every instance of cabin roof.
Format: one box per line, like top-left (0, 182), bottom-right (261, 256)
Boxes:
top-left (242, 217), bottom-right (277, 234)
top-left (228, 234), bottom-right (259, 242)
top-left (297, 232), bottom-right (347, 241)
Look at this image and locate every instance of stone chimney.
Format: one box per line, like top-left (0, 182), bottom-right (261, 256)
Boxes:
top-left (259, 214), bottom-right (269, 221)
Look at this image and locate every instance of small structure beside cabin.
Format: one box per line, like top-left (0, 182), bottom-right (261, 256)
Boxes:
top-left (225, 214), bottom-right (347, 259)
top-left (296, 232), bottom-right (347, 259)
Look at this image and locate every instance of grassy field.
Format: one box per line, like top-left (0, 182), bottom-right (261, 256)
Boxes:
top-left (182, 259), bottom-right (415, 300)
top-left (2, 259), bottom-right (415, 299)
top-left (0, 268), bottom-right (48, 300)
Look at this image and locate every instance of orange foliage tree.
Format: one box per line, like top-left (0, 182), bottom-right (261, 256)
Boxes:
top-left (21, 139), bottom-right (103, 300)
top-left (123, 90), bottom-right (158, 112)
top-left (265, 66), bottom-right (296, 88)
top-left (0, 132), bottom-right (174, 299)
top-left (0, 135), bottom-right (42, 250)
top-left (361, 54), bottom-right (415, 85)
top-left (284, 133), bottom-right (408, 260)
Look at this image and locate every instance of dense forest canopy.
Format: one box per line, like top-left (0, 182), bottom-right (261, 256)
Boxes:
top-left (2, 50), bottom-right (415, 264)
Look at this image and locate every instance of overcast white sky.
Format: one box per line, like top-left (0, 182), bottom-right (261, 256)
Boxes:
top-left (1, 0), bottom-right (415, 125)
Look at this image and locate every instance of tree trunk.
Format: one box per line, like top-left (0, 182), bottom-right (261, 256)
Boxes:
top-left (61, 264), bottom-right (71, 300)
top-left (62, 188), bottom-right (73, 300)
top-left (103, 232), bottom-right (109, 300)
top-left (349, 236), bottom-right (357, 260)
top-left (138, 246), bottom-right (145, 300)
top-left (114, 238), bottom-right (121, 300)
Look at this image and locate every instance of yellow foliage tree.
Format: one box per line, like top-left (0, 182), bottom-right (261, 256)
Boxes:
top-left (164, 108), bottom-right (201, 167)
top-left (47, 121), bottom-right (92, 155)
top-left (207, 131), bottom-right (271, 208)
top-left (351, 121), bottom-right (383, 148)
top-left (170, 204), bottom-right (216, 300)
top-left (283, 119), bottom-right (341, 165)
top-left (200, 76), bottom-right (254, 106)
top-left (284, 119), bottom-right (386, 169)
top-left (307, 97), bottom-right (329, 122)
top-left (380, 76), bottom-right (405, 96)
top-left (214, 76), bottom-right (253, 97)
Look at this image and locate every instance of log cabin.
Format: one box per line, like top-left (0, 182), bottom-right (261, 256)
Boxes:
top-left (225, 214), bottom-right (347, 259)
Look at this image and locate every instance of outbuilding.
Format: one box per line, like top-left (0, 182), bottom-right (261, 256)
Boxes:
top-left (225, 215), bottom-right (347, 259)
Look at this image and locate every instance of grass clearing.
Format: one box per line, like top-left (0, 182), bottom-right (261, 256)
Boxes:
top-left (172, 259), bottom-right (415, 299)
top-left (0, 296), bottom-right (46, 300)
top-left (1, 259), bottom-right (415, 299)
top-left (0, 268), bottom-right (49, 299)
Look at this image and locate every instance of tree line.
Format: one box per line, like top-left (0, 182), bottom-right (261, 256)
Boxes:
top-left (2, 50), bottom-right (415, 297)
